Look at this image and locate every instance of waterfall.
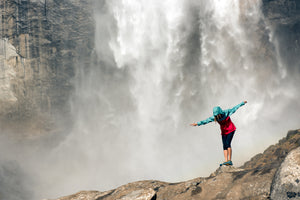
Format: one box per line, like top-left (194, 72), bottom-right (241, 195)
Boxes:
top-left (35, 0), bottom-right (300, 198)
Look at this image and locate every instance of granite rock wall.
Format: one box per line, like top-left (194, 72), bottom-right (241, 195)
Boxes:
top-left (0, 0), bottom-right (94, 136)
top-left (262, 0), bottom-right (300, 74)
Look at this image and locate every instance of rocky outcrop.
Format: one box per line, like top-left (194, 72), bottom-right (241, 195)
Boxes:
top-left (0, 0), bottom-right (94, 136)
top-left (271, 147), bottom-right (300, 200)
top-left (50, 129), bottom-right (300, 200)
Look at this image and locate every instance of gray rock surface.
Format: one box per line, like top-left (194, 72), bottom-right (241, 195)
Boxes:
top-left (271, 147), bottom-right (300, 200)
top-left (262, 0), bottom-right (300, 75)
top-left (0, 39), bottom-right (18, 114)
top-left (0, 0), bottom-right (94, 136)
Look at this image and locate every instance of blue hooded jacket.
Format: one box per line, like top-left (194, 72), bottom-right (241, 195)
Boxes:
top-left (197, 101), bottom-right (245, 126)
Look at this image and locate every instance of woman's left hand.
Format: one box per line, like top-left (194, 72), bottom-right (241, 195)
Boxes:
top-left (190, 123), bottom-right (198, 126)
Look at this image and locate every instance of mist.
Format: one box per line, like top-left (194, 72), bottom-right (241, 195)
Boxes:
top-left (1, 0), bottom-right (300, 199)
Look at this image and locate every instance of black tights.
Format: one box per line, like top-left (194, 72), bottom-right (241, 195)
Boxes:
top-left (222, 131), bottom-right (235, 150)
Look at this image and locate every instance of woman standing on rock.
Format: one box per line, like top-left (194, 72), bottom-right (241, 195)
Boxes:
top-left (190, 101), bottom-right (247, 166)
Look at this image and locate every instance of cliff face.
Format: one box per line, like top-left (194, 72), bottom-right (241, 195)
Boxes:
top-left (262, 0), bottom-right (300, 24)
top-left (51, 129), bottom-right (300, 200)
top-left (262, 0), bottom-right (300, 73)
top-left (0, 0), bottom-right (94, 136)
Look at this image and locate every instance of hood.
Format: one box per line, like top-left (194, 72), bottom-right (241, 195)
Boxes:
top-left (213, 106), bottom-right (224, 116)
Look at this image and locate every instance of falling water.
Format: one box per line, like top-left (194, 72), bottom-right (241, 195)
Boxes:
top-left (27, 0), bottom-right (300, 199)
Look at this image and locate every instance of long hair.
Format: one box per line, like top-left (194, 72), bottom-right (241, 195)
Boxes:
top-left (214, 114), bottom-right (223, 122)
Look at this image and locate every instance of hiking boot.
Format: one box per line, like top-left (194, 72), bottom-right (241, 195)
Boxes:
top-left (221, 161), bottom-right (233, 166)
top-left (226, 160), bottom-right (233, 166)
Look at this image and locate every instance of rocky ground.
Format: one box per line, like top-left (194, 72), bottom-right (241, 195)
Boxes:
top-left (50, 129), bottom-right (300, 200)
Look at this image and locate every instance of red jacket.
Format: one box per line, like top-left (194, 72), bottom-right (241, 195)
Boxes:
top-left (217, 116), bottom-right (236, 135)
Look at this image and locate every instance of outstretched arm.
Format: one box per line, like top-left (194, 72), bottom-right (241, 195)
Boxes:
top-left (226, 101), bottom-right (247, 116)
top-left (190, 116), bottom-right (215, 126)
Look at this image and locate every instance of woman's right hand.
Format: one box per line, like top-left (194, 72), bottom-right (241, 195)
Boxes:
top-left (244, 100), bottom-right (247, 104)
top-left (190, 123), bottom-right (198, 126)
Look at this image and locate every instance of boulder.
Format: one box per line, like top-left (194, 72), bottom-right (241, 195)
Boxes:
top-left (270, 147), bottom-right (300, 200)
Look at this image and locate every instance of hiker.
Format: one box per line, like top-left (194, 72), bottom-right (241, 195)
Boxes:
top-left (190, 101), bottom-right (247, 166)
